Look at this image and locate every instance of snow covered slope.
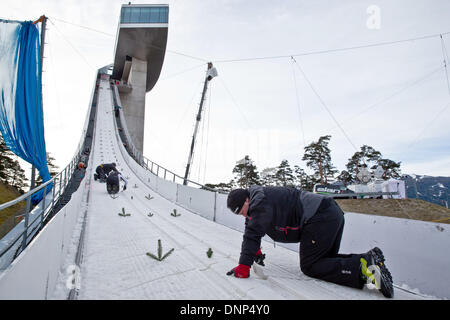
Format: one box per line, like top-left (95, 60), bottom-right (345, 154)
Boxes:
top-left (50, 80), bottom-right (439, 300)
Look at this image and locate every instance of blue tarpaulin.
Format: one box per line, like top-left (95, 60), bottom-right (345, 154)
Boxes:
top-left (0, 19), bottom-right (52, 204)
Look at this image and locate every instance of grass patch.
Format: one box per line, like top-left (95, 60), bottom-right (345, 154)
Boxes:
top-left (336, 198), bottom-right (450, 224)
top-left (0, 182), bottom-right (26, 233)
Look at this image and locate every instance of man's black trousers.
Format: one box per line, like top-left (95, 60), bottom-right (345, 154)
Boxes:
top-left (299, 198), bottom-right (364, 289)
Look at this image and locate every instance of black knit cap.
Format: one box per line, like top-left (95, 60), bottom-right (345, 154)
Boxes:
top-left (227, 188), bottom-right (250, 214)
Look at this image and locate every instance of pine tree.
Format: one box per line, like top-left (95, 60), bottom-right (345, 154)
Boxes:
top-left (378, 158), bottom-right (402, 179)
top-left (260, 167), bottom-right (277, 186)
top-left (232, 155), bottom-right (260, 188)
top-left (294, 165), bottom-right (315, 190)
top-left (35, 152), bottom-right (59, 186)
top-left (336, 170), bottom-right (352, 186)
top-left (0, 135), bottom-right (28, 193)
top-left (0, 135), bottom-right (16, 185)
top-left (203, 181), bottom-right (234, 192)
top-left (9, 160), bottom-right (28, 193)
top-left (46, 152), bottom-right (59, 177)
top-left (274, 160), bottom-right (295, 187)
top-left (302, 135), bottom-right (337, 184)
top-left (346, 145), bottom-right (382, 183)
top-left (346, 145), bottom-right (401, 182)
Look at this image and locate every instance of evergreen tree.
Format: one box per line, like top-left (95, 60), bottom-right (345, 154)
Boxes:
top-left (9, 160), bottom-right (28, 193)
top-left (274, 160), bottom-right (295, 187)
top-left (336, 170), bottom-right (352, 186)
top-left (346, 145), bottom-right (401, 182)
top-left (378, 158), bottom-right (402, 179)
top-left (294, 165), bottom-right (315, 191)
top-left (260, 167), bottom-right (277, 186)
top-left (346, 145), bottom-right (382, 183)
top-left (46, 152), bottom-right (59, 177)
top-left (302, 135), bottom-right (337, 184)
top-left (0, 135), bottom-right (15, 184)
top-left (232, 155), bottom-right (260, 188)
top-left (203, 181), bottom-right (234, 192)
top-left (0, 135), bottom-right (28, 193)
top-left (35, 152), bottom-right (59, 186)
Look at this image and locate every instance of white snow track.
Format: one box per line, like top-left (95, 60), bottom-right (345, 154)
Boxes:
top-left (55, 80), bottom-right (426, 300)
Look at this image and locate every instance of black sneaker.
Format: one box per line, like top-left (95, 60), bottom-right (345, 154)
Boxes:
top-left (360, 247), bottom-right (394, 298)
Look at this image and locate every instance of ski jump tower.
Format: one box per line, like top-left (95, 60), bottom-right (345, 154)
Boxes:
top-left (111, 3), bottom-right (169, 154)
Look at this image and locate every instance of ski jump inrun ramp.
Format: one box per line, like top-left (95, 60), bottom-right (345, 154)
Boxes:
top-left (0, 78), bottom-right (446, 300)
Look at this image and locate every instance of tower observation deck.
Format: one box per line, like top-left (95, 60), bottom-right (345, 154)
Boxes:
top-left (111, 3), bottom-right (169, 154)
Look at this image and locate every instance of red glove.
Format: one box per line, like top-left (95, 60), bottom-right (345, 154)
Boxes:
top-left (226, 264), bottom-right (250, 278)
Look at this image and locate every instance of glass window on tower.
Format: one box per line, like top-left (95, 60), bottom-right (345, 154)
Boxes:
top-left (140, 7), bottom-right (151, 22)
top-left (160, 7), bottom-right (169, 22)
top-left (120, 6), bottom-right (168, 24)
top-left (150, 7), bottom-right (160, 22)
top-left (130, 7), bottom-right (140, 23)
top-left (121, 7), bottom-right (131, 23)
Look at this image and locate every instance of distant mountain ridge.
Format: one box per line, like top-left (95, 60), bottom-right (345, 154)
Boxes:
top-left (401, 174), bottom-right (450, 208)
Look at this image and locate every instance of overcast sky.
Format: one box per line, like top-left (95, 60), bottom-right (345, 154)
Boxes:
top-left (1, 0), bottom-right (450, 185)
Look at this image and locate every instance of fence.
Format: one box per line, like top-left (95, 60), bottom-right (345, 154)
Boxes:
top-left (0, 157), bottom-right (82, 269)
top-left (0, 68), bottom-right (101, 270)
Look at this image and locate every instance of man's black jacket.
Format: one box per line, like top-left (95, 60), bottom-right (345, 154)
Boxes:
top-left (239, 185), bottom-right (326, 267)
top-left (102, 163), bottom-right (118, 175)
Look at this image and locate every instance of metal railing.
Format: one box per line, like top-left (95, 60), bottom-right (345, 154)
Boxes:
top-left (0, 155), bottom-right (82, 264)
top-left (0, 69), bottom-right (102, 268)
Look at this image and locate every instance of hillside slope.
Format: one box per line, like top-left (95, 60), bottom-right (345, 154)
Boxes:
top-left (0, 182), bottom-right (26, 237)
top-left (336, 198), bottom-right (450, 224)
